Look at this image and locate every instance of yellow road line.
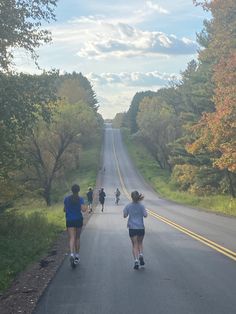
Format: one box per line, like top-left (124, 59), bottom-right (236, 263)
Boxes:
top-left (148, 210), bottom-right (236, 257)
top-left (148, 210), bottom-right (236, 261)
top-left (111, 129), bottom-right (236, 262)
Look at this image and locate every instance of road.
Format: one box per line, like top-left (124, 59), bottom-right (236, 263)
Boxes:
top-left (34, 125), bottom-right (236, 314)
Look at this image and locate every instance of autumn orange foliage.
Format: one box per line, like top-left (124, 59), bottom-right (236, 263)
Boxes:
top-left (188, 0), bottom-right (236, 173)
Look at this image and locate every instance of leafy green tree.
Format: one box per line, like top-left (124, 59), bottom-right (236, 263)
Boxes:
top-left (0, 71), bottom-right (59, 178)
top-left (179, 59), bottom-right (215, 118)
top-left (137, 96), bottom-right (180, 171)
top-left (58, 72), bottom-right (98, 111)
top-left (127, 91), bottom-right (157, 133)
top-left (157, 87), bottom-right (183, 115)
top-left (112, 112), bottom-right (126, 128)
top-left (0, 0), bottom-right (57, 71)
top-left (23, 102), bottom-right (102, 205)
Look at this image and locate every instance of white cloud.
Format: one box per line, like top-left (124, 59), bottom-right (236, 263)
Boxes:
top-left (47, 17), bottom-right (198, 61)
top-left (45, 10), bottom-right (199, 62)
top-left (146, 1), bottom-right (170, 14)
top-left (59, 18), bottom-right (198, 59)
top-left (78, 26), bottom-right (198, 59)
top-left (87, 71), bottom-right (178, 87)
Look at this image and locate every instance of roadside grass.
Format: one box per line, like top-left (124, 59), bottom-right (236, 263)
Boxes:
top-left (0, 142), bottom-right (101, 293)
top-left (122, 129), bottom-right (236, 217)
top-left (0, 206), bottom-right (64, 292)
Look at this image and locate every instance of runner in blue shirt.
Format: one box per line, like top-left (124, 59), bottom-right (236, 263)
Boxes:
top-left (123, 191), bottom-right (147, 270)
top-left (64, 184), bottom-right (87, 267)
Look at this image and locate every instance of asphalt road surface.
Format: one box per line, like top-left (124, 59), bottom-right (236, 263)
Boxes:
top-left (34, 125), bottom-right (236, 314)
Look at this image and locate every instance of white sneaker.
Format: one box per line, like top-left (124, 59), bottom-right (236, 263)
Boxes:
top-left (74, 256), bottom-right (80, 264)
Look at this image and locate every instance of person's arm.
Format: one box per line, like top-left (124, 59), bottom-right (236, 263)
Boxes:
top-left (63, 198), bottom-right (66, 212)
top-left (143, 205), bottom-right (148, 218)
top-left (123, 205), bottom-right (128, 218)
top-left (81, 204), bottom-right (88, 212)
top-left (80, 197), bottom-right (88, 212)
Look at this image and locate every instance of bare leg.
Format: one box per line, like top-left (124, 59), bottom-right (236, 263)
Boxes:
top-left (131, 236), bottom-right (139, 260)
top-left (137, 235), bottom-right (144, 255)
top-left (67, 227), bottom-right (77, 254)
top-left (75, 227), bottom-right (82, 254)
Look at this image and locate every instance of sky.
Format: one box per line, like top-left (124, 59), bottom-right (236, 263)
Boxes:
top-left (15, 0), bottom-right (210, 119)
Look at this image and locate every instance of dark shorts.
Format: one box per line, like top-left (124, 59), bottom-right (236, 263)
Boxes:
top-left (99, 199), bottom-right (105, 205)
top-left (66, 219), bottom-right (83, 228)
top-left (129, 229), bottom-right (145, 238)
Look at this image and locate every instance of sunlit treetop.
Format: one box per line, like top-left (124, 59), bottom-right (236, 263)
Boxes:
top-left (0, 0), bottom-right (57, 71)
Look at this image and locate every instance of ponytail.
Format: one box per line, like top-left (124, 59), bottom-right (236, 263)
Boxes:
top-left (70, 184), bottom-right (80, 204)
top-left (131, 191), bottom-right (144, 203)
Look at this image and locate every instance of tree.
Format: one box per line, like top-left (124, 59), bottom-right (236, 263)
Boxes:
top-left (157, 86), bottom-right (183, 116)
top-left (0, 71), bottom-right (59, 178)
top-left (179, 59), bottom-right (215, 118)
top-left (188, 0), bottom-right (236, 197)
top-left (23, 102), bottom-right (102, 205)
top-left (0, 0), bottom-right (57, 71)
top-left (112, 112), bottom-right (126, 128)
top-left (137, 96), bottom-right (180, 171)
top-left (127, 91), bottom-right (157, 133)
top-left (58, 72), bottom-right (98, 111)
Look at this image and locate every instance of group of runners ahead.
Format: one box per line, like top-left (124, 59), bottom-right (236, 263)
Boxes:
top-left (64, 185), bottom-right (147, 270)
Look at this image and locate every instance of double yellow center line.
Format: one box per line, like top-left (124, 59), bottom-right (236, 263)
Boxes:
top-left (148, 210), bottom-right (236, 261)
top-left (112, 129), bottom-right (236, 262)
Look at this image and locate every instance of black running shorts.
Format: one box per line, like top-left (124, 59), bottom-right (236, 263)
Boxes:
top-left (99, 198), bottom-right (105, 205)
top-left (129, 229), bottom-right (145, 238)
top-left (66, 219), bottom-right (83, 228)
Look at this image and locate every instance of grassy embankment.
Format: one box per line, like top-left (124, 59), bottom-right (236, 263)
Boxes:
top-left (0, 144), bottom-right (101, 292)
top-left (122, 129), bottom-right (236, 217)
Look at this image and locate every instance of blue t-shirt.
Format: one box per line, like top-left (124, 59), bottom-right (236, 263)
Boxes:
top-left (64, 195), bottom-right (84, 221)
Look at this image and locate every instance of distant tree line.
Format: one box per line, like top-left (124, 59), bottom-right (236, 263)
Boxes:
top-left (113, 0), bottom-right (236, 198)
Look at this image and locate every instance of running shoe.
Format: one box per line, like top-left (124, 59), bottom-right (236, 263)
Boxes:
top-left (70, 255), bottom-right (75, 268)
top-left (139, 255), bottom-right (145, 266)
top-left (74, 256), bottom-right (80, 264)
top-left (134, 261), bottom-right (139, 270)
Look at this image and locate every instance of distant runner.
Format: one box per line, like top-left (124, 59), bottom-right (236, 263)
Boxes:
top-left (99, 188), bottom-right (106, 212)
top-left (87, 187), bottom-right (93, 213)
top-left (123, 191), bottom-right (147, 270)
top-left (115, 188), bottom-right (121, 205)
top-left (64, 184), bottom-right (87, 267)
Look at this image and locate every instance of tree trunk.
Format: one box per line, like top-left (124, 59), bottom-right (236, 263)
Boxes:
top-left (43, 184), bottom-right (52, 206)
top-left (226, 170), bottom-right (235, 198)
